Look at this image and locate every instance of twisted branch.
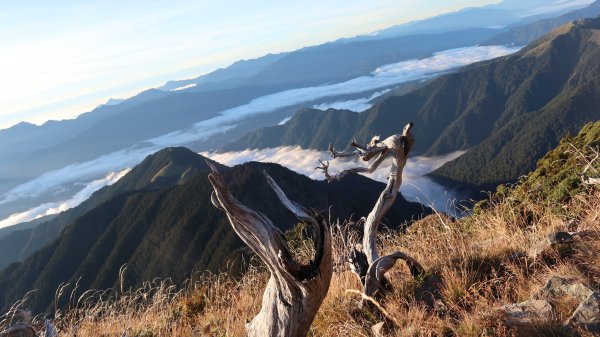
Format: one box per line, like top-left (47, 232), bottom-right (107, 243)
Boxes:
top-left (208, 162), bottom-right (332, 337)
top-left (317, 123), bottom-right (429, 303)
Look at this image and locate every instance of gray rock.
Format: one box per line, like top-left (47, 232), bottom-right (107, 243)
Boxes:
top-left (564, 219), bottom-right (579, 232)
top-left (371, 322), bottom-right (385, 337)
top-left (500, 300), bottom-right (553, 326)
top-left (528, 232), bottom-right (574, 258)
top-left (548, 232), bottom-right (575, 245)
top-left (537, 276), bottom-right (593, 302)
top-left (567, 292), bottom-right (600, 332)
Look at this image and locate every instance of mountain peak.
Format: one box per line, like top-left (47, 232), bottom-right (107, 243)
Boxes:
top-left (149, 147), bottom-right (206, 166)
top-left (519, 15), bottom-right (600, 57)
top-left (127, 147), bottom-right (224, 189)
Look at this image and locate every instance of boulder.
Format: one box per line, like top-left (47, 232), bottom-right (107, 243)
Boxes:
top-left (567, 292), bottom-right (600, 332)
top-left (499, 300), bottom-right (553, 326)
top-left (537, 276), bottom-right (593, 302)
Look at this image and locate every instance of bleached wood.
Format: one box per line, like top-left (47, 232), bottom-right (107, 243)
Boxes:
top-left (208, 163), bottom-right (332, 337)
top-left (319, 123), bottom-right (424, 299)
top-left (364, 252), bottom-right (425, 297)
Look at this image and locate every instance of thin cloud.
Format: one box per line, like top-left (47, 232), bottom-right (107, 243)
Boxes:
top-left (519, 0), bottom-right (594, 16)
top-left (313, 89), bottom-right (390, 112)
top-left (278, 117), bottom-right (292, 125)
top-left (0, 146), bottom-right (153, 205)
top-left (171, 83), bottom-right (197, 91)
top-left (149, 45), bottom-right (520, 147)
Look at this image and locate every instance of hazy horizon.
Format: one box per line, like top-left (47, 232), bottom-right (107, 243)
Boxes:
top-left (0, 0), bottom-right (508, 130)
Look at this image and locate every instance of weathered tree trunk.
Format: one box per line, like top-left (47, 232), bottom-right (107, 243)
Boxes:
top-left (318, 123), bottom-right (426, 299)
top-left (208, 164), bottom-right (332, 337)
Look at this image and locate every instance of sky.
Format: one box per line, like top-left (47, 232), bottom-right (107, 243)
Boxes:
top-left (0, 0), bottom-right (502, 129)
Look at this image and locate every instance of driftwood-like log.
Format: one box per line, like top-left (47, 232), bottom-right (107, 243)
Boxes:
top-left (208, 163), bottom-right (332, 337)
top-left (318, 123), bottom-right (426, 299)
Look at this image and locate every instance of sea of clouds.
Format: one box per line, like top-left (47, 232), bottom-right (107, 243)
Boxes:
top-left (148, 45), bottom-right (520, 147)
top-left (203, 146), bottom-right (466, 213)
top-left (0, 169), bottom-right (129, 229)
top-left (0, 45), bottom-right (519, 227)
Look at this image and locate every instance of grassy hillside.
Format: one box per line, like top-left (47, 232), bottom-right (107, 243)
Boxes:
top-left (14, 124), bottom-right (599, 336)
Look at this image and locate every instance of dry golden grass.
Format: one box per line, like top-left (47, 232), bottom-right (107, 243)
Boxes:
top-left (31, 185), bottom-right (597, 337)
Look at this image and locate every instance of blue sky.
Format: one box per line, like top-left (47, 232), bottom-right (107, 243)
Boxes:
top-left (0, 0), bottom-right (503, 129)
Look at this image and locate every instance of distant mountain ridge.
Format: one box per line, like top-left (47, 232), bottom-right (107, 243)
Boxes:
top-left (223, 16), bottom-right (600, 195)
top-left (0, 147), bottom-right (430, 313)
top-left (0, 148), bottom-right (221, 270)
top-left (484, 0), bottom-right (600, 45)
top-left (339, 0), bottom-right (593, 42)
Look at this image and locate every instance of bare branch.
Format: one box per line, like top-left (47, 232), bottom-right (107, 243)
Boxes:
top-left (318, 152), bottom-right (389, 182)
top-left (328, 139), bottom-right (389, 161)
top-left (317, 122), bottom-right (427, 306)
top-left (363, 123), bottom-right (415, 265)
top-left (315, 159), bottom-right (332, 180)
top-left (264, 172), bottom-right (328, 281)
top-left (328, 143), bottom-right (360, 158)
top-left (364, 251), bottom-right (425, 297)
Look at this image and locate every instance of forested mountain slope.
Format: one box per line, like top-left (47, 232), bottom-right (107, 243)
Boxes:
top-left (0, 148), bottom-right (430, 313)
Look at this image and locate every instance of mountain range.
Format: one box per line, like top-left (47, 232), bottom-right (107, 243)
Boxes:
top-left (222, 15), bottom-right (600, 195)
top-left (340, 0), bottom-right (593, 41)
top-left (2, 0), bottom-right (599, 219)
top-left (0, 147), bottom-right (429, 313)
top-left (484, 0), bottom-right (600, 45)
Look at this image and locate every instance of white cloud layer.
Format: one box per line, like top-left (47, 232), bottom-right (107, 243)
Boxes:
top-left (278, 117), bottom-right (292, 125)
top-left (0, 146), bottom-right (156, 206)
top-left (203, 146), bottom-right (466, 213)
top-left (171, 83), bottom-right (197, 91)
top-left (149, 45), bottom-right (520, 147)
top-left (0, 169), bottom-right (129, 229)
top-left (313, 89), bottom-right (390, 112)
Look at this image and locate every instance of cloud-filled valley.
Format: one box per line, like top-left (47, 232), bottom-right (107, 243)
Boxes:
top-left (149, 45), bottom-right (520, 148)
top-left (0, 45), bottom-right (519, 227)
top-left (203, 146), bottom-right (467, 214)
top-left (0, 169), bottom-right (129, 229)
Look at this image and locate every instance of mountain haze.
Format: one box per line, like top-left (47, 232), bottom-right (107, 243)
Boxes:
top-left (484, 0), bottom-right (600, 45)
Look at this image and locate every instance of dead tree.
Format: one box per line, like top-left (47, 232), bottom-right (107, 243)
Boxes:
top-left (316, 122), bottom-right (427, 299)
top-left (208, 163), bottom-right (332, 337)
